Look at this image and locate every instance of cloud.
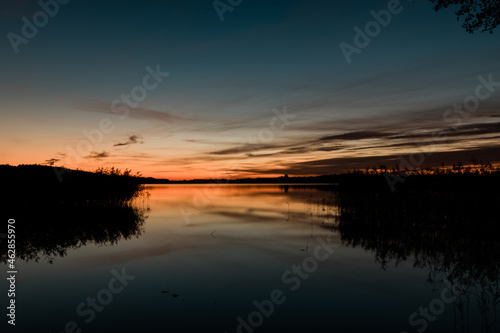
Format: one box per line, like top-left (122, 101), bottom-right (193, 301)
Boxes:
top-left (44, 153), bottom-right (67, 166)
top-left (319, 131), bottom-right (393, 141)
top-left (87, 151), bottom-right (110, 159)
top-left (206, 109), bottom-right (500, 162)
top-left (44, 158), bottom-right (59, 166)
top-left (114, 135), bottom-right (143, 147)
top-left (236, 145), bottom-right (500, 176)
top-left (70, 99), bottom-right (194, 123)
top-left (391, 122), bottom-right (500, 140)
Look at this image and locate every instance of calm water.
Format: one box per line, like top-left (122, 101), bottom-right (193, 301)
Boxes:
top-left (2, 184), bottom-right (498, 333)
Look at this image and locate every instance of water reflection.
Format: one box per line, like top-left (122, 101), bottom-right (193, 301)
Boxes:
top-left (1, 188), bottom-right (149, 263)
top-left (312, 186), bottom-right (500, 332)
top-left (2, 183), bottom-right (498, 332)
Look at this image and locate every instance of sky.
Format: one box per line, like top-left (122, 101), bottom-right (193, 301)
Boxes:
top-left (1, 0), bottom-right (499, 180)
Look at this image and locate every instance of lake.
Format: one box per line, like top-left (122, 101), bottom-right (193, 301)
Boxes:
top-left (2, 184), bottom-right (499, 333)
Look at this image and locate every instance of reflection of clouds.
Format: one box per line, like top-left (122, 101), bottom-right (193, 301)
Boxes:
top-left (207, 210), bottom-right (286, 222)
top-left (50, 186), bottom-right (344, 277)
top-left (69, 242), bottom-right (204, 269)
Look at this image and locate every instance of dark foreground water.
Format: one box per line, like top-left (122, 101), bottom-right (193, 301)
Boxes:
top-left (2, 184), bottom-right (499, 333)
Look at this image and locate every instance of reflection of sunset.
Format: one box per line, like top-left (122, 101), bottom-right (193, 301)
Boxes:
top-left (145, 185), bottom-right (316, 227)
top-left (136, 185), bottom-right (343, 267)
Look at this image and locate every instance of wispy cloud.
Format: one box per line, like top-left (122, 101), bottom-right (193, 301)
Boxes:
top-left (87, 151), bottom-right (110, 159)
top-left (319, 131), bottom-right (393, 141)
top-left (235, 146), bottom-right (500, 176)
top-left (114, 135), bottom-right (143, 147)
top-left (44, 158), bottom-right (59, 166)
top-left (44, 153), bottom-right (67, 166)
top-left (70, 99), bottom-right (195, 123)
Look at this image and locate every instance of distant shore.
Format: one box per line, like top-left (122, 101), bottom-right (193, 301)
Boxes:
top-left (2, 163), bottom-right (499, 191)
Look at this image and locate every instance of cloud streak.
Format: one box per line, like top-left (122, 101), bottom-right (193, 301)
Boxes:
top-left (114, 135), bottom-right (143, 147)
top-left (86, 151), bottom-right (110, 159)
top-left (44, 158), bottom-right (59, 166)
top-left (70, 99), bottom-right (194, 123)
top-left (237, 146), bottom-right (500, 176)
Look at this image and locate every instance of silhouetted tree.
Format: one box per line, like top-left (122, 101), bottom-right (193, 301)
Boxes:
top-left (430, 0), bottom-right (500, 33)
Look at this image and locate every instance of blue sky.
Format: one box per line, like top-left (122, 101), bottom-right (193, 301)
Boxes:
top-left (1, 0), bottom-right (499, 179)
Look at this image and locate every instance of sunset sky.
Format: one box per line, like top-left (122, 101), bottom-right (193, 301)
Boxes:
top-left (1, 0), bottom-right (499, 180)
